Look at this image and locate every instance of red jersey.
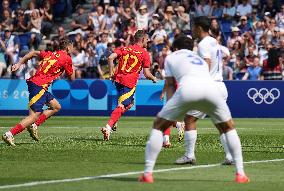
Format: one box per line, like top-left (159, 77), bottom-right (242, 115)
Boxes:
top-left (113, 44), bottom-right (151, 88)
top-left (28, 50), bottom-right (73, 89)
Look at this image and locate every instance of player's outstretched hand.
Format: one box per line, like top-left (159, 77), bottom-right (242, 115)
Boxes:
top-left (152, 77), bottom-right (158, 83)
top-left (11, 63), bottom-right (21, 72)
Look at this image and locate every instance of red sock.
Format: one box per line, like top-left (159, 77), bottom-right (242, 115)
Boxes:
top-left (35, 114), bottom-right (47, 126)
top-left (107, 106), bottom-right (124, 127)
top-left (164, 127), bottom-right (171, 136)
top-left (10, 124), bottom-right (25, 136)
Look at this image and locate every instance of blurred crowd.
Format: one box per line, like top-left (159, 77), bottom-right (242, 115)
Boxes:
top-left (0, 0), bottom-right (283, 80)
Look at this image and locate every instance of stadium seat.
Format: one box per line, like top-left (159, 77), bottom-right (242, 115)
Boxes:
top-left (18, 33), bottom-right (31, 51)
top-left (53, 1), bottom-right (67, 22)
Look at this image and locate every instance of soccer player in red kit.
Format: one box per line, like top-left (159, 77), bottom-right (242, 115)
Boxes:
top-left (101, 30), bottom-right (157, 141)
top-left (2, 38), bottom-right (75, 146)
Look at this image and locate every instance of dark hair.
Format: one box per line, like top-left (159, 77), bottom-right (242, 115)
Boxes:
top-left (59, 38), bottom-right (72, 50)
top-left (134, 30), bottom-right (146, 42)
top-left (194, 16), bottom-right (211, 32)
top-left (267, 48), bottom-right (280, 68)
top-left (172, 34), bottom-right (194, 50)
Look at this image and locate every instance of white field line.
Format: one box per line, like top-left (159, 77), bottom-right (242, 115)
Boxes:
top-left (0, 126), bottom-right (284, 131)
top-left (0, 158), bottom-right (283, 190)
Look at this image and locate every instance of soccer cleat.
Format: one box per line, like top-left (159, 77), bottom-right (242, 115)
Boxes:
top-left (163, 140), bottom-right (171, 148)
top-left (221, 158), bottom-right (235, 165)
top-left (2, 133), bottom-right (15, 146)
top-left (175, 156), bottom-right (196, 165)
top-left (235, 173), bottom-right (250, 183)
top-left (177, 123), bottom-right (185, 142)
top-left (27, 123), bottom-right (39, 142)
top-left (112, 122), bottom-right (118, 131)
top-left (138, 173), bottom-right (154, 183)
top-left (101, 127), bottom-right (111, 141)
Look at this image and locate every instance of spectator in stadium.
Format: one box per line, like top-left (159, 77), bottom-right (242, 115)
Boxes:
top-left (1, 9), bottom-right (13, 31)
top-left (238, 16), bottom-right (252, 35)
top-left (0, 39), bottom-right (7, 77)
top-left (163, 6), bottom-right (177, 35)
top-left (210, 18), bottom-right (221, 37)
top-left (261, 48), bottom-right (283, 80)
top-left (1, 27), bottom-right (20, 67)
top-left (72, 47), bottom-right (86, 79)
top-left (28, 9), bottom-right (42, 35)
top-left (195, 0), bottom-right (211, 17)
top-left (24, 1), bottom-right (38, 16)
top-left (244, 45), bottom-right (257, 66)
top-left (40, 1), bottom-right (53, 38)
top-left (222, 0), bottom-right (236, 20)
top-left (131, 1), bottom-right (159, 31)
top-left (262, 0), bottom-right (278, 17)
top-left (100, 6), bottom-right (118, 35)
top-left (275, 4), bottom-right (284, 29)
top-left (209, 1), bottom-right (223, 19)
top-left (71, 5), bottom-right (89, 31)
top-left (264, 18), bottom-right (278, 42)
top-left (242, 56), bottom-right (262, 80)
top-left (0, 0), bottom-right (11, 20)
top-left (250, 9), bottom-right (260, 26)
top-left (155, 46), bottom-right (170, 71)
top-left (227, 27), bottom-right (244, 49)
top-left (48, 26), bottom-right (67, 51)
top-left (13, 9), bottom-right (28, 33)
top-left (90, 5), bottom-right (105, 34)
top-left (176, 5), bottom-right (190, 31)
top-left (150, 20), bottom-right (167, 52)
top-left (229, 40), bottom-right (243, 66)
top-left (236, 0), bottom-right (252, 17)
top-left (96, 32), bottom-right (108, 65)
top-left (253, 21), bottom-right (264, 45)
top-left (223, 60), bottom-right (234, 80)
top-left (234, 55), bottom-right (247, 79)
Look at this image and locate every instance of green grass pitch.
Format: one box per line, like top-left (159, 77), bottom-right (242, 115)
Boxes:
top-left (0, 117), bottom-right (283, 191)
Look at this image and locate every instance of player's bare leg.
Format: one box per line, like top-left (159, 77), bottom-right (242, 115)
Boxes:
top-left (162, 127), bottom-right (171, 148)
top-left (139, 117), bottom-right (174, 183)
top-left (102, 101), bottom-right (134, 141)
top-left (28, 99), bottom-right (61, 141)
top-left (215, 120), bottom-right (249, 183)
top-left (2, 109), bottom-right (41, 146)
top-left (175, 115), bottom-right (198, 165)
top-left (162, 121), bottom-right (184, 148)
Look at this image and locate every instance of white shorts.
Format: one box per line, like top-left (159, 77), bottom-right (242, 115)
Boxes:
top-left (186, 81), bottom-right (228, 120)
top-left (157, 81), bottom-right (231, 124)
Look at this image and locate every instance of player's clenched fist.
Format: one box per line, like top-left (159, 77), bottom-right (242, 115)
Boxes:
top-left (11, 63), bottom-right (21, 72)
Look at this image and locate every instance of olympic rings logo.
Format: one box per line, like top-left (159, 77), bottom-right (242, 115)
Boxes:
top-left (247, 88), bottom-right (280, 104)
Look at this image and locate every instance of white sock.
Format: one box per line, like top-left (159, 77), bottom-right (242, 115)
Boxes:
top-left (175, 122), bottom-right (182, 129)
top-left (144, 129), bottom-right (163, 173)
top-left (6, 131), bottom-right (13, 137)
top-left (220, 133), bottom-right (233, 161)
top-left (225, 129), bottom-right (245, 175)
top-left (163, 135), bottom-right (169, 143)
top-left (105, 124), bottom-right (111, 131)
top-left (184, 130), bottom-right (197, 158)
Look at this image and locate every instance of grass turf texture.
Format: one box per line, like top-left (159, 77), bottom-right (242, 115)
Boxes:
top-left (0, 117), bottom-right (283, 191)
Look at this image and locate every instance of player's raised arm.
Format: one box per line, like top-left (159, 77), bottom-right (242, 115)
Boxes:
top-left (108, 52), bottom-right (118, 79)
top-left (12, 50), bottom-right (41, 72)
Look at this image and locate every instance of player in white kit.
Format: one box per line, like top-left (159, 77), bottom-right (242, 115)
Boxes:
top-left (175, 16), bottom-right (234, 166)
top-left (138, 34), bottom-right (249, 184)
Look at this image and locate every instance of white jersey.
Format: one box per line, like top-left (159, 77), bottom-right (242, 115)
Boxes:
top-left (198, 36), bottom-right (223, 81)
top-left (164, 49), bottom-right (211, 85)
